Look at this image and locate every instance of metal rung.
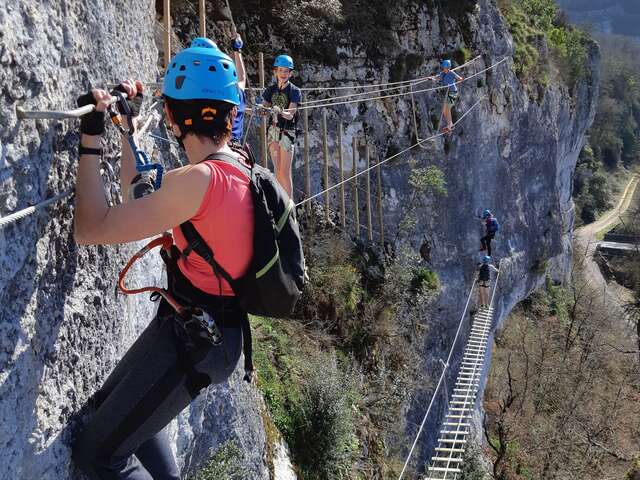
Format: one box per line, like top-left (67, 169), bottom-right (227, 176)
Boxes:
top-left (435, 447), bottom-right (466, 453)
top-left (442, 422), bottom-right (471, 427)
top-left (467, 339), bottom-right (486, 345)
top-left (453, 389), bottom-right (477, 394)
top-left (446, 414), bottom-right (471, 419)
top-left (449, 407), bottom-right (471, 412)
top-left (438, 430), bottom-right (469, 443)
top-left (432, 456), bottom-right (464, 463)
top-left (461, 361), bottom-right (483, 366)
top-left (450, 400), bottom-right (474, 405)
top-left (452, 393), bottom-right (476, 399)
top-left (459, 366), bottom-right (482, 371)
top-left (464, 347), bottom-right (486, 353)
top-left (428, 466), bottom-right (462, 473)
top-left (470, 327), bottom-right (490, 334)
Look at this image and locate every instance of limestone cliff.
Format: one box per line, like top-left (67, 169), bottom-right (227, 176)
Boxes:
top-left (0, 0), bottom-right (598, 477)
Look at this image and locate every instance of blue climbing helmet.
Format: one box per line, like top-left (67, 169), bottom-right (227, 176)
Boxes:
top-left (162, 37), bottom-right (240, 105)
top-left (274, 54), bottom-right (294, 70)
top-left (482, 209), bottom-right (492, 219)
top-left (483, 255), bottom-right (491, 264)
top-left (441, 59), bottom-right (452, 69)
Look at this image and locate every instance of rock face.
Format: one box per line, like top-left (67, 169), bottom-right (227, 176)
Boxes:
top-left (0, 0), bottom-right (598, 478)
top-left (0, 1), bottom-right (266, 479)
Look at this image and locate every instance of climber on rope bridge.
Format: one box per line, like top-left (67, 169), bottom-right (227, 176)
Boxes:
top-left (260, 54), bottom-right (301, 198)
top-left (71, 37), bottom-right (304, 480)
top-left (477, 255), bottom-right (499, 309)
top-left (479, 208), bottom-right (500, 257)
top-left (428, 59), bottom-right (464, 134)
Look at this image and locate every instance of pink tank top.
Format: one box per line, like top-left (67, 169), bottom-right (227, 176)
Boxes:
top-left (172, 158), bottom-right (254, 296)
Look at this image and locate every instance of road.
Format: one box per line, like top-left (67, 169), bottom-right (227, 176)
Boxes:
top-left (574, 174), bottom-right (639, 312)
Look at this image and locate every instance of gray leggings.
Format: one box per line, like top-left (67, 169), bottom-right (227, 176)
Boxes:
top-left (73, 303), bottom-right (243, 479)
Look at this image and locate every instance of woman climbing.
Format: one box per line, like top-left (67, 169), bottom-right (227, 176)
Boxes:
top-left (72, 39), bottom-right (254, 479)
top-left (438, 59), bottom-right (463, 133)
top-left (261, 54), bottom-right (301, 198)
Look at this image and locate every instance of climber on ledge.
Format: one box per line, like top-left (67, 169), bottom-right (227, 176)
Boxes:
top-left (72, 38), bottom-right (253, 480)
top-left (437, 59), bottom-right (463, 133)
top-left (477, 256), bottom-right (499, 309)
top-left (479, 209), bottom-right (500, 257)
top-left (260, 54), bottom-right (301, 198)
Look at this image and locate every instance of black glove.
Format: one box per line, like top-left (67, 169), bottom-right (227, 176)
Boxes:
top-left (112, 84), bottom-right (144, 117)
top-left (77, 91), bottom-right (105, 136)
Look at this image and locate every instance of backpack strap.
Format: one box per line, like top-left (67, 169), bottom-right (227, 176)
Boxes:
top-left (180, 221), bottom-right (237, 293)
top-left (203, 151), bottom-right (253, 178)
top-left (179, 221), bottom-right (255, 382)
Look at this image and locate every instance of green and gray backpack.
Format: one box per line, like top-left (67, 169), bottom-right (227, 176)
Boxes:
top-left (179, 146), bottom-right (305, 318)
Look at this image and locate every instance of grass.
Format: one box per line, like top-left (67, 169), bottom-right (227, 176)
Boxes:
top-left (498, 0), bottom-right (590, 88)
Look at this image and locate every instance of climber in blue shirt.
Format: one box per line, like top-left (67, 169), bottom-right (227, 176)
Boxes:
top-left (230, 33), bottom-right (246, 143)
top-left (436, 59), bottom-right (463, 133)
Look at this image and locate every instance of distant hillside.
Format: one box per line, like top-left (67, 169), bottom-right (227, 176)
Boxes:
top-left (557, 0), bottom-right (640, 37)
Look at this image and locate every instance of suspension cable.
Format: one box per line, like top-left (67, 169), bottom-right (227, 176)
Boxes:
top-left (295, 58), bottom-right (506, 112)
top-left (398, 277), bottom-right (478, 479)
top-left (295, 97), bottom-right (483, 208)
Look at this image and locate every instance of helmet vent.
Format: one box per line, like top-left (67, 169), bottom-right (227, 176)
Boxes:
top-left (175, 76), bottom-right (186, 90)
top-left (172, 62), bottom-right (176, 69)
top-left (179, 65), bottom-right (186, 71)
top-left (208, 66), bottom-right (216, 72)
top-left (222, 62), bottom-right (229, 70)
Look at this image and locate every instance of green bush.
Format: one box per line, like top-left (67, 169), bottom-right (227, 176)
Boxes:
top-left (410, 267), bottom-right (440, 293)
top-left (190, 441), bottom-right (243, 480)
top-left (252, 318), bottom-right (359, 479)
top-left (499, 0), bottom-right (590, 85)
top-left (408, 166), bottom-right (448, 196)
top-left (291, 354), bottom-right (358, 479)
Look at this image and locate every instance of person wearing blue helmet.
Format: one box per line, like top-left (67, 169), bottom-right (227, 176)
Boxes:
top-left (479, 209), bottom-right (500, 256)
top-left (477, 255), bottom-right (499, 309)
top-left (261, 53), bottom-right (302, 198)
top-left (432, 59), bottom-right (464, 133)
top-left (72, 38), bottom-right (254, 479)
top-left (230, 32), bottom-right (247, 143)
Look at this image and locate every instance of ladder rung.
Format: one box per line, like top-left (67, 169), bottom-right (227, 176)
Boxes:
top-left (428, 467), bottom-right (462, 473)
top-left (432, 456), bottom-right (463, 463)
top-left (435, 447), bottom-right (466, 453)
top-left (442, 422), bottom-right (471, 427)
top-left (439, 432), bottom-right (469, 438)
top-left (450, 400), bottom-right (474, 405)
top-left (461, 361), bottom-right (483, 366)
top-left (449, 407), bottom-right (471, 412)
top-left (446, 414), bottom-right (472, 419)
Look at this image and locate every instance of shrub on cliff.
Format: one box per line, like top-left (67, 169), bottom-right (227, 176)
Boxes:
top-left (498, 0), bottom-right (590, 87)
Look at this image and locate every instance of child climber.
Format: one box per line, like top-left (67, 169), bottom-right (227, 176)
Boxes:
top-left (261, 54), bottom-right (301, 198)
top-left (477, 256), bottom-right (499, 309)
top-left (437, 59), bottom-right (463, 133)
